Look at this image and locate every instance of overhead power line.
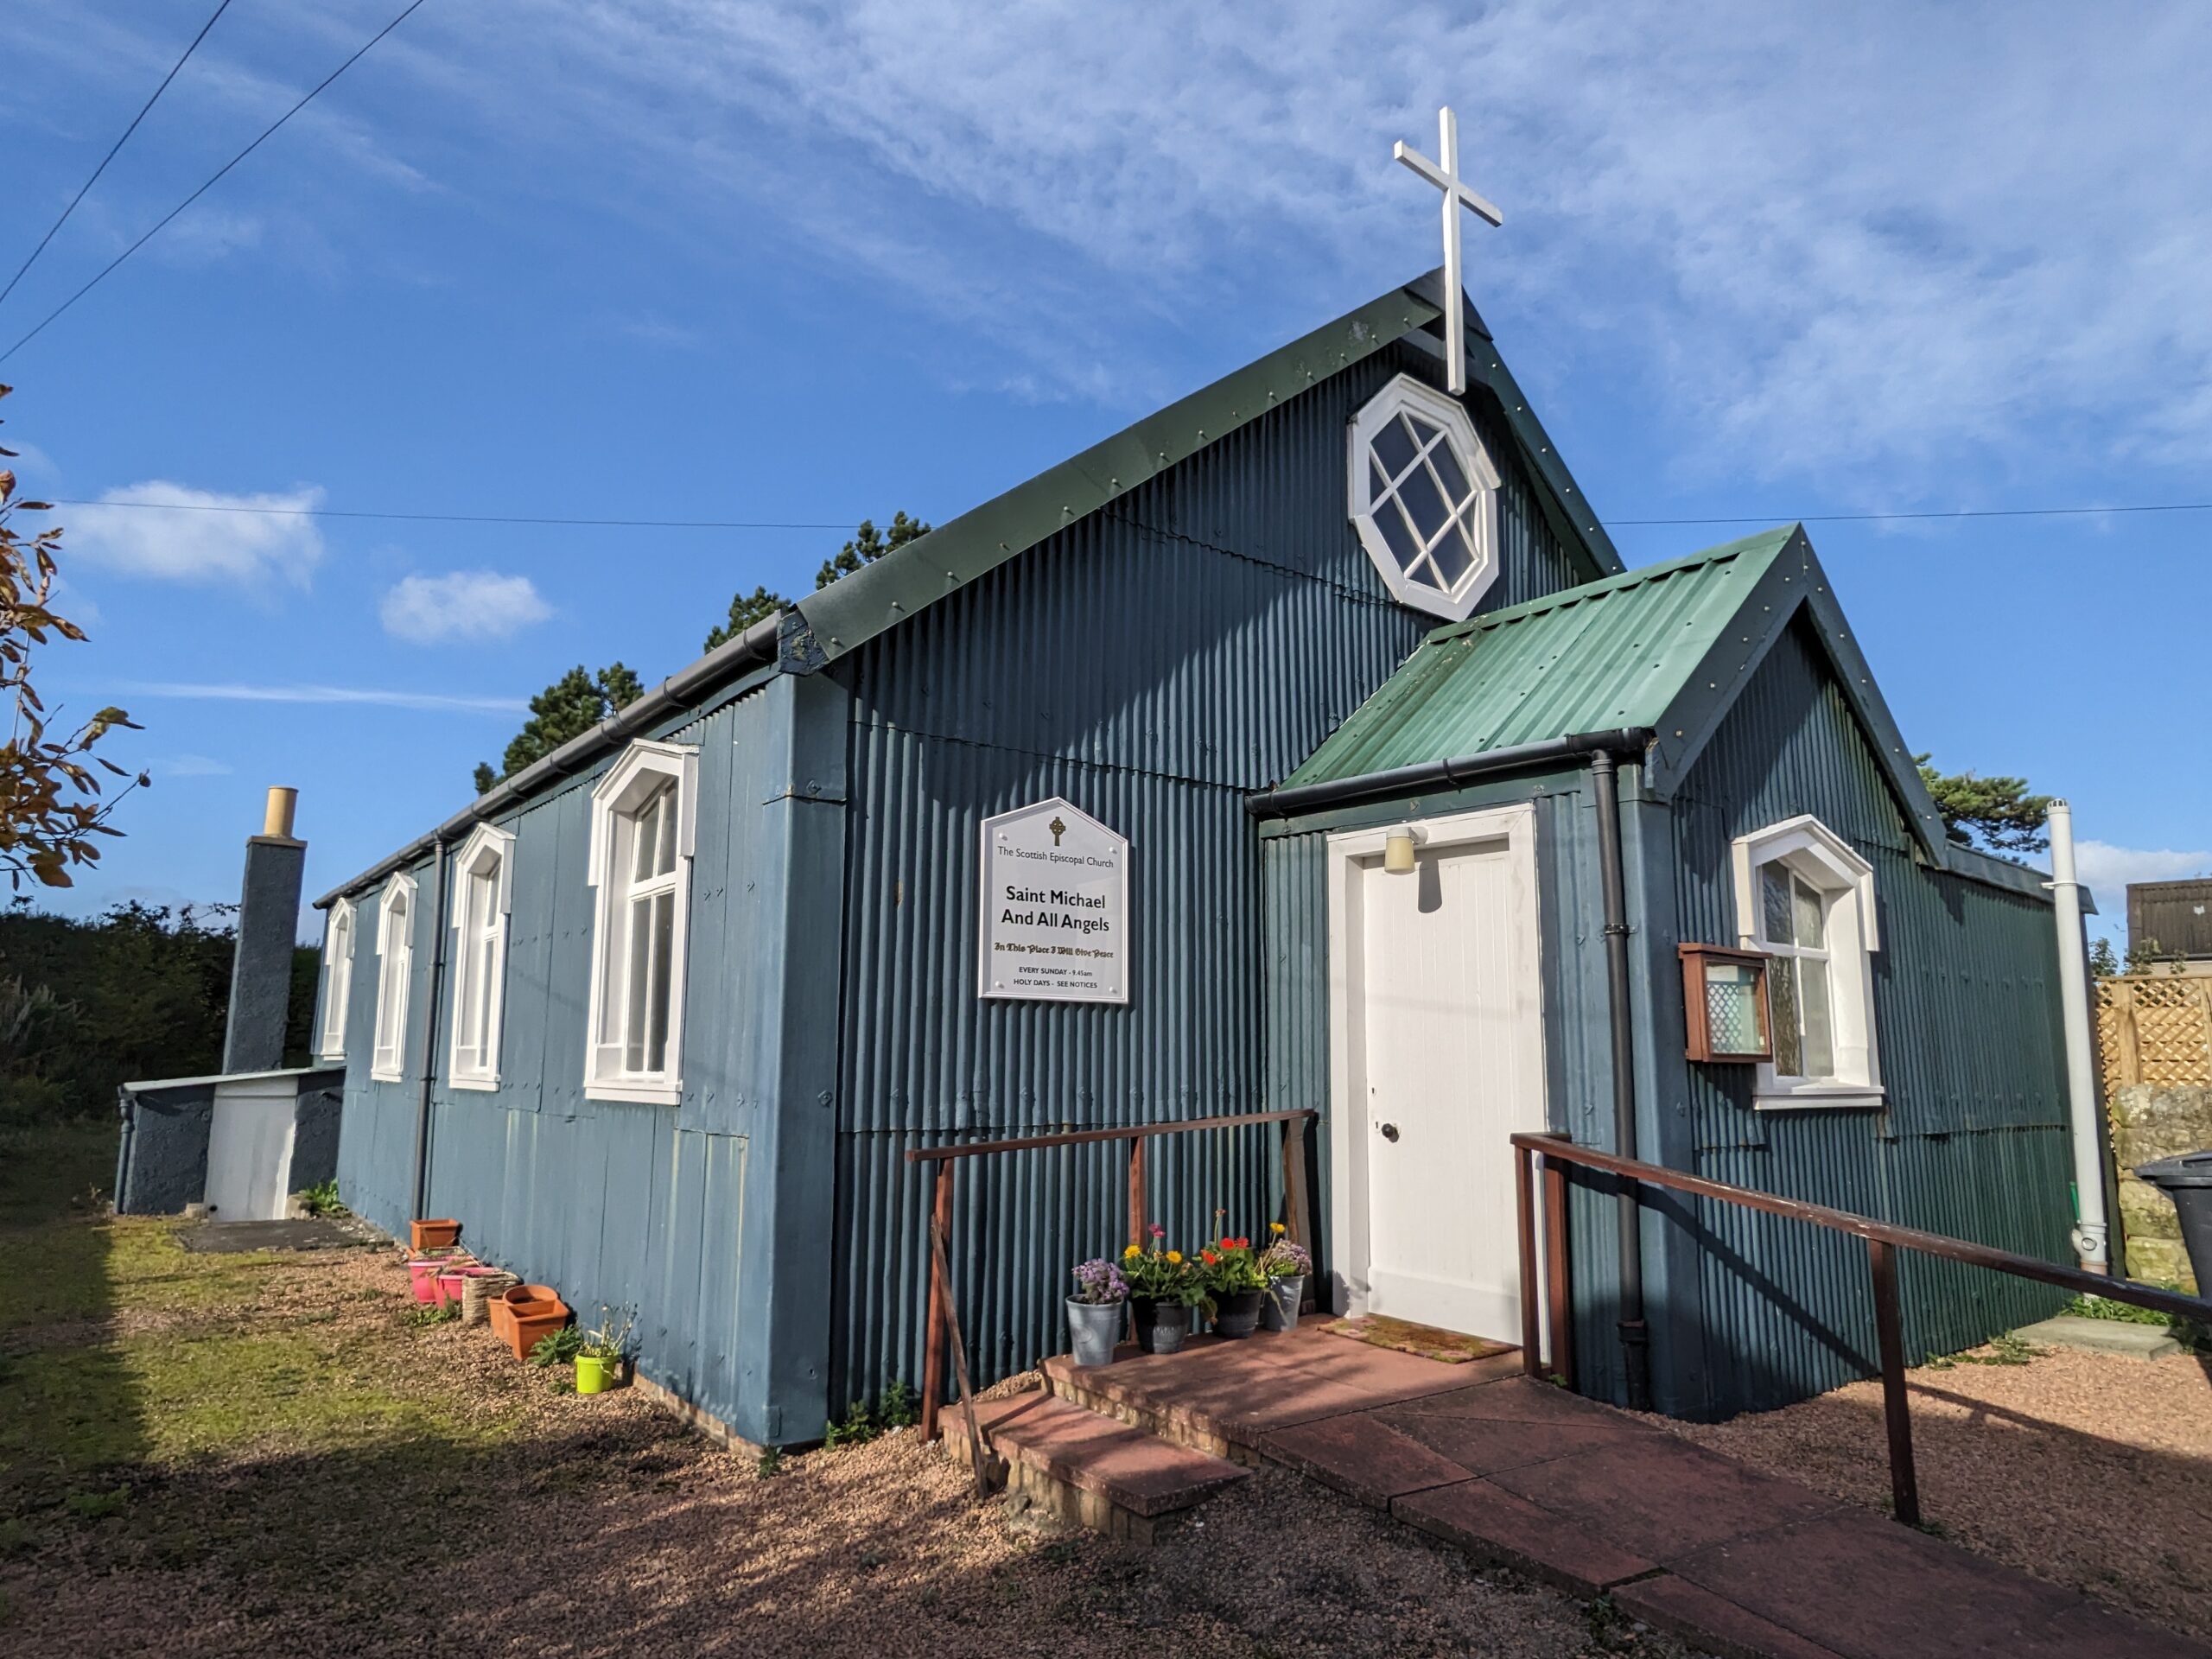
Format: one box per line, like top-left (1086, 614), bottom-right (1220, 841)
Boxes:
top-left (0, 0), bottom-right (433, 365)
top-left (0, 0), bottom-right (237, 311)
top-left (48, 498), bottom-right (851, 531)
top-left (39, 494), bottom-right (2212, 536)
top-left (1611, 501), bottom-right (2212, 528)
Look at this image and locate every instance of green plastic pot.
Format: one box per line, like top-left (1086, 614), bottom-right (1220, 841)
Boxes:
top-left (575, 1354), bottom-right (615, 1395)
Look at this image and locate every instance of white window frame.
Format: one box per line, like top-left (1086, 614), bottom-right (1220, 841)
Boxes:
top-left (1730, 815), bottom-right (1883, 1109)
top-left (447, 822), bottom-right (515, 1091)
top-left (1346, 372), bottom-right (1503, 622)
top-left (584, 740), bottom-right (699, 1105)
top-left (370, 871), bottom-right (418, 1084)
top-left (317, 898), bottom-right (356, 1061)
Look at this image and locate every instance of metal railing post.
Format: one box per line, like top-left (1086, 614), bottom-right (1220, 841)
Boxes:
top-left (1868, 1237), bottom-right (1921, 1527)
top-left (921, 1161), bottom-right (953, 1442)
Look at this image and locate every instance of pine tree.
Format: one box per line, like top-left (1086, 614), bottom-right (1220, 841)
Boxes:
top-left (703, 585), bottom-right (789, 653)
top-left (475, 663), bottom-right (644, 791)
top-left (1914, 753), bottom-right (2052, 856)
top-left (814, 511), bottom-right (931, 589)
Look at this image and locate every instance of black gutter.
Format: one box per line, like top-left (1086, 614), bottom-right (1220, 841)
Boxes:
top-left (315, 611), bottom-right (786, 910)
top-left (1243, 728), bottom-right (1653, 820)
top-left (410, 837), bottom-right (451, 1224)
top-left (1588, 748), bottom-right (1652, 1411)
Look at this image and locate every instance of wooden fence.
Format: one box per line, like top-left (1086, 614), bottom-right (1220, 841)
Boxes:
top-left (2096, 976), bottom-right (2212, 1090)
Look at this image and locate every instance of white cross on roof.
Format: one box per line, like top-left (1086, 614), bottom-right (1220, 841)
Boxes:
top-left (1395, 107), bottom-right (1502, 397)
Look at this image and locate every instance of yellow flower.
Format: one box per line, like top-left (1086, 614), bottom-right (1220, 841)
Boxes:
top-left (1122, 1243), bottom-right (1141, 1258)
top-left (1270, 1222), bottom-right (1287, 1236)
top-left (1166, 1250), bottom-right (1183, 1265)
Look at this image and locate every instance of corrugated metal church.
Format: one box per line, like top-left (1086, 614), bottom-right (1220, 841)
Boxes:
top-left (315, 269), bottom-right (2080, 1446)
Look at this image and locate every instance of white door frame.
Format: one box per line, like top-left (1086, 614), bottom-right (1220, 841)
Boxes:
top-left (1325, 802), bottom-right (1547, 1332)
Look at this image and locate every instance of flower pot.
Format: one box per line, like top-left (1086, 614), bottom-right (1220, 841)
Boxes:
top-left (575, 1354), bottom-right (616, 1395)
top-left (487, 1294), bottom-right (517, 1347)
top-left (1065, 1298), bottom-right (1125, 1367)
top-left (1129, 1296), bottom-right (1190, 1355)
top-left (501, 1285), bottom-right (571, 1362)
top-left (410, 1218), bottom-right (461, 1251)
top-left (1262, 1274), bottom-right (1306, 1332)
top-left (460, 1269), bottom-right (517, 1327)
top-left (435, 1270), bottom-right (469, 1307)
top-left (1210, 1288), bottom-right (1264, 1340)
top-left (406, 1260), bottom-right (446, 1304)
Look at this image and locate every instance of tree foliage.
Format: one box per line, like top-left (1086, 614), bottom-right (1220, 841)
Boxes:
top-left (0, 899), bottom-right (318, 1125)
top-left (1914, 753), bottom-right (2051, 856)
top-left (703, 585), bottom-right (789, 653)
top-left (474, 662), bottom-right (645, 793)
top-left (480, 514), bottom-right (931, 790)
top-left (0, 385), bottom-right (144, 887)
top-left (814, 512), bottom-right (931, 589)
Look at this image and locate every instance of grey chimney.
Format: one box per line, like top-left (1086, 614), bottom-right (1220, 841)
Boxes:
top-left (222, 787), bottom-right (307, 1074)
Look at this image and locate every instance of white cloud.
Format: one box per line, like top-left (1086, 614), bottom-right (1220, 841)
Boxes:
top-left (153, 753), bottom-right (234, 778)
top-left (2074, 840), bottom-right (2212, 901)
top-left (67, 482), bottom-right (326, 590)
top-left (413, 2), bottom-right (2212, 484)
top-left (379, 570), bottom-right (553, 644)
top-left (114, 680), bottom-right (524, 715)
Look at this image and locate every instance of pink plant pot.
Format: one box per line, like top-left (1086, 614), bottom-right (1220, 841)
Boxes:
top-left (408, 1261), bottom-right (444, 1303)
top-left (436, 1271), bottom-right (469, 1306)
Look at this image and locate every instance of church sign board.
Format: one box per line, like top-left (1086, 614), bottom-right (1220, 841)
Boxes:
top-left (977, 798), bottom-right (1130, 1004)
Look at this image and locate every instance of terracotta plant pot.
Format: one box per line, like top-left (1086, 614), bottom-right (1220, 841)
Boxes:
top-left (410, 1219), bottom-right (462, 1251)
top-left (487, 1294), bottom-right (517, 1347)
top-left (575, 1355), bottom-right (616, 1395)
top-left (500, 1284), bottom-right (570, 1362)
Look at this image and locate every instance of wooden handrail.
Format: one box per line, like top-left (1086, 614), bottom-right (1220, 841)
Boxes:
top-left (1510, 1131), bottom-right (2212, 1529)
top-left (911, 1108), bottom-right (1319, 1442)
top-left (904, 1108), bottom-right (1319, 1163)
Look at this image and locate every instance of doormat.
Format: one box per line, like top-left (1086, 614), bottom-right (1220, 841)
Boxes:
top-left (1321, 1315), bottom-right (1514, 1364)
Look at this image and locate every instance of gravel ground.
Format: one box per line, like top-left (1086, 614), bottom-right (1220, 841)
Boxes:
top-left (4, 1224), bottom-right (1700, 1659)
top-left (1651, 1339), bottom-right (2212, 1640)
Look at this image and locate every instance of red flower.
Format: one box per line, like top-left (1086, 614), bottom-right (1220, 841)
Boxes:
top-left (1201, 1249), bottom-right (1218, 1265)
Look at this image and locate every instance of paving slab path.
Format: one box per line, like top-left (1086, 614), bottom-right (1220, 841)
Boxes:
top-left (1021, 1320), bottom-right (2209, 1659)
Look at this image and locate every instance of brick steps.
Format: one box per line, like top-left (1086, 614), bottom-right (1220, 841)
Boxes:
top-left (943, 1389), bottom-right (1249, 1542)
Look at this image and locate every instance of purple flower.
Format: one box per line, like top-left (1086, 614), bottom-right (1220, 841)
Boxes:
top-left (1071, 1257), bottom-right (1129, 1305)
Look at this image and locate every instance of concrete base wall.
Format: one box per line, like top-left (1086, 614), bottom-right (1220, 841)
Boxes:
top-left (2111, 1083), bottom-right (2212, 1292)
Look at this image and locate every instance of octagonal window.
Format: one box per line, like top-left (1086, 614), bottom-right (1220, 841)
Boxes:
top-left (1347, 374), bottom-right (1502, 620)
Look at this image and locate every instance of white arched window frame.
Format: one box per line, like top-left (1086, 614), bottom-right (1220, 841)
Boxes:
top-left (1346, 372), bottom-right (1503, 622)
top-left (1730, 816), bottom-right (1884, 1109)
top-left (317, 898), bottom-right (356, 1061)
top-left (584, 740), bottom-right (698, 1105)
top-left (370, 871), bottom-right (418, 1083)
top-left (448, 822), bottom-right (515, 1090)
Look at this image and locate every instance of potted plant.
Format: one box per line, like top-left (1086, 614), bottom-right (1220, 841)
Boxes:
top-left (410, 1218), bottom-right (461, 1251)
top-left (1259, 1224), bottom-right (1312, 1332)
top-left (500, 1283), bottom-right (572, 1362)
top-left (1122, 1225), bottom-right (1203, 1354)
top-left (1198, 1221), bottom-right (1268, 1339)
top-left (575, 1304), bottom-right (636, 1395)
top-left (1066, 1257), bottom-right (1128, 1366)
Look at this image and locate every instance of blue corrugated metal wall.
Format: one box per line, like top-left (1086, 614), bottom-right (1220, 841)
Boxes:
top-left (1655, 616), bottom-right (2073, 1417)
top-left (334, 677), bottom-right (843, 1442)
top-left (829, 341), bottom-right (1588, 1408)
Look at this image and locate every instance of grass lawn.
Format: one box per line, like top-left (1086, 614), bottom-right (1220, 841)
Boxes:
top-left (0, 1128), bottom-right (1669, 1658)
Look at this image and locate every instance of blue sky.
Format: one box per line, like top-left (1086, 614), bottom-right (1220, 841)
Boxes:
top-left (7, 0), bottom-right (2209, 943)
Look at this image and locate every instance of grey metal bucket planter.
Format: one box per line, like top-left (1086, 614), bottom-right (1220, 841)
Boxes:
top-left (1262, 1274), bottom-right (1306, 1332)
top-left (1066, 1299), bottom-right (1125, 1366)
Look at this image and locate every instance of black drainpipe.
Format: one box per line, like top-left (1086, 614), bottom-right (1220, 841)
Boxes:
top-left (410, 837), bottom-right (452, 1222)
top-left (1588, 749), bottom-right (1652, 1411)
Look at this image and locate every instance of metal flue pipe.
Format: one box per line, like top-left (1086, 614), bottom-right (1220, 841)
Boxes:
top-left (1588, 748), bottom-right (1652, 1409)
top-left (2046, 799), bottom-right (2109, 1272)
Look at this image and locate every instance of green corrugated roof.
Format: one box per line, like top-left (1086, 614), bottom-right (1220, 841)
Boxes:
top-left (1280, 524), bottom-right (1952, 859)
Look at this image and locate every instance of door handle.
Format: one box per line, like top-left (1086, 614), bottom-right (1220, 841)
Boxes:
top-left (1379, 1122), bottom-right (1400, 1142)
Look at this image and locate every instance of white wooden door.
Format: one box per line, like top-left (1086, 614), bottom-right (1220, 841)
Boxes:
top-left (1347, 822), bottom-right (1544, 1338)
top-left (204, 1077), bottom-right (297, 1221)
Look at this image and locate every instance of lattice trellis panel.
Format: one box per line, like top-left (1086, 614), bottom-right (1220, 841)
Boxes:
top-left (2098, 977), bottom-right (2212, 1088)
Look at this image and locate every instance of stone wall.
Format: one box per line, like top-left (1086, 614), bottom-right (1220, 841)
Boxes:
top-left (2109, 1084), bottom-right (2212, 1292)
